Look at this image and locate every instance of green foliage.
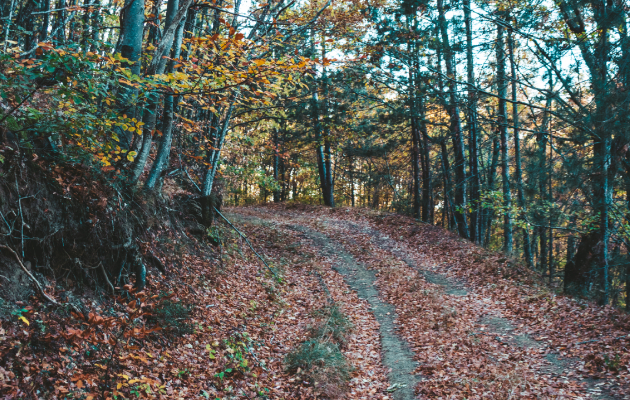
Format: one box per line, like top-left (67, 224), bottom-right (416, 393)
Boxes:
top-left (604, 354), bottom-right (622, 371)
top-left (309, 303), bottom-right (354, 345)
top-left (148, 294), bottom-right (193, 336)
top-left (285, 302), bottom-right (353, 396)
top-left (284, 339), bottom-right (353, 390)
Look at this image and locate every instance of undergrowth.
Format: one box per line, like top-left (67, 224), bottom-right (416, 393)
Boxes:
top-left (285, 302), bottom-right (354, 398)
top-left (147, 292), bottom-right (194, 336)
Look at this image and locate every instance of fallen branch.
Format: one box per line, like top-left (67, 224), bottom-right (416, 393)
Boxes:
top-left (213, 207), bottom-right (278, 279)
top-left (0, 244), bottom-right (59, 305)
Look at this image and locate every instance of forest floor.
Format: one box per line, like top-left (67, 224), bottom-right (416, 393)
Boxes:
top-left (228, 204), bottom-right (630, 399)
top-left (2, 203), bottom-right (630, 399)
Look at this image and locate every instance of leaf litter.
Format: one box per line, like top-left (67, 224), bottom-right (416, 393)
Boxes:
top-left (235, 204), bottom-right (630, 399)
top-left (2, 203), bottom-right (629, 399)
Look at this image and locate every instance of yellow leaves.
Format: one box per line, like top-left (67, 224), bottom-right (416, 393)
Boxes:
top-left (127, 151), bottom-right (137, 162)
top-left (252, 59), bottom-right (266, 67)
top-left (18, 316), bottom-right (29, 326)
top-left (206, 344), bottom-right (216, 359)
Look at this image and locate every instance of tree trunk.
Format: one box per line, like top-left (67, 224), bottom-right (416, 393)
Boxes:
top-left (144, 15), bottom-right (186, 190)
top-left (557, 0), bottom-right (614, 304)
top-left (548, 134), bottom-right (554, 282)
top-left (485, 135), bottom-right (500, 247)
top-left (440, 140), bottom-right (456, 232)
top-left (273, 128), bottom-right (281, 202)
top-left (410, 106), bottom-right (422, 218)
top-left (464, 0), bottom-right (480, 242)
top-left (437, 0), bottom-right (468, 238)
top-left (348, 153), bottom-right (355, 207)
top-left (496, 17), bottom-right (513, 254)
top-left (39, 0), bottom-right (50, 43)
top-left (508, 26), bottom-right (532, 267)
top-left (114, 0), bottom-right (145, 149)
top-left (202, 100), bottom-right (236, 196)
top-left (312, 74), bottom-right (333, 206)
top-left (280, 134), bottom-right (287, 202)
top-left (420, 102), bottom-right (433, 223)
top-left (130, 0), bottom-right (194, 184)
top-left (90, 0), bottom-right (100, 51)
top-left (52, 0), bottom-right (66, 45)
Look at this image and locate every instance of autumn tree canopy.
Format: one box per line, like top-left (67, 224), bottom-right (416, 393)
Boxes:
top-left (1, 0), bottom-right (630, 307)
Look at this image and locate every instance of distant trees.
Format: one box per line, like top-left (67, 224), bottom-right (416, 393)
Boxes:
top-left (218, 0), bottom-right (630, 308)
top-left (2, 0), bottom-right (630, 306)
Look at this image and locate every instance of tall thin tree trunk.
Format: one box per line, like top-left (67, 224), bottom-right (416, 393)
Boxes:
top-left (464, 0), bottom-right (480, 243)
top-left (130, 0), bottom-right (193, 184)
top-left (40, 0), bottom-right (50, 43)
top-left (273, 128), bottom-right (280, 202)
top-left (536, 71), bottom-right (552, 273)
top-left (420, 117), bottom-right (433, 223)
top-left (145, 15), bottom-right (186, 190)
top-left (485, 135), bottom-right (500, 246)
top-left (508, 26), bottom-right (532, 266)
top-left (441, 140), bottom-right (456, 232)
top-left (322, 42), bottom-right (335, 207)
top-left (311, 33), bottom-right (333, 207)
top-left (52, 0), bottom-right (66, 45)
top-left (496, 17), bottom-right (513, 254)
top-left (114, 0), bottom-right (145, 149)
top-left (548, 134), bottom-right (554, 282)
top-left (90, 0), bottom-right (100, 51)
top-left (437, 0), bottom-right (468, 238)
top-left (280, 130), bottom-right (287, 202)
top-left (348, 153), bottom-right (355, 207)
top-left (410, 102), bottom-right (422, 218)
top-left (202, 100), bottom-right (236, 196)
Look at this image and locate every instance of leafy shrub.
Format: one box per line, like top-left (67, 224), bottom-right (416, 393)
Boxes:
top-left (285, 303), bottom-right (354, 398)
top-left (309, 303), bottom-right (353, 345)
top-left (285, 339), bottom-right (353, 398)
top-left (149, 295), bottom-right (193, 336)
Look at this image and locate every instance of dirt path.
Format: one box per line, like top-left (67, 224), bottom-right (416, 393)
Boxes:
top-left (228, 212), bottom-right (395, 399)
top-left (231, 206), bottom-right (629, 399)
top-left (339, 219), bottom-right (618, 400)
top-left (290, 224), bottom-right (420, 400)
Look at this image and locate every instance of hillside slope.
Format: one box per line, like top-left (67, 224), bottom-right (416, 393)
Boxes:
top-left (1, 203), bottom-right (629, 399)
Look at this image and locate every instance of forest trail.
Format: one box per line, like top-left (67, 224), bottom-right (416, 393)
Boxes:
top-left (231, 205), bottom-right (630, 399)
top-left (288, 223), bottom-right (420, 400)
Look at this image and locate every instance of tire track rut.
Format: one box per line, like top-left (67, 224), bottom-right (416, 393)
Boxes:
top-left (290, 224), bottom-right (420, 400)
top-left (341, 219), bottom-right (618, 400)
